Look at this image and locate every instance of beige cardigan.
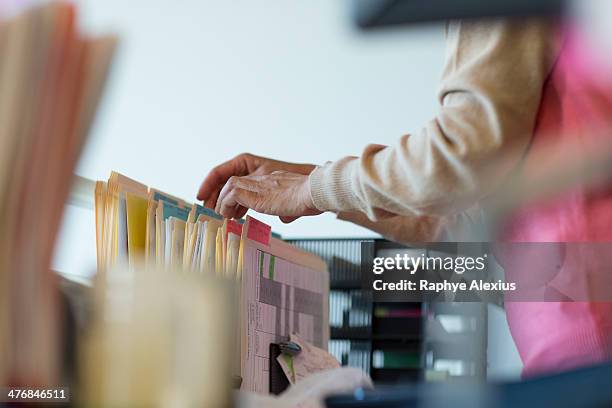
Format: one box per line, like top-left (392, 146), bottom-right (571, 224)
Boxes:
top-left (309, 18), bottom-right (558, 243)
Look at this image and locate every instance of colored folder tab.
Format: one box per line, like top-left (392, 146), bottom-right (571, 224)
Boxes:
top-left (151, 190), bottom-right (179, 206)
top-left (245, 216), bottom-right (271, 246)
top-left (161, 201), bottom-right (190, 221)
top-left (193, 203), bottom-right (223, 221)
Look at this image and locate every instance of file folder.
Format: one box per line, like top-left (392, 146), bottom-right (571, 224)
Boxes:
top-left (94, 172), bottom-right (329, 395)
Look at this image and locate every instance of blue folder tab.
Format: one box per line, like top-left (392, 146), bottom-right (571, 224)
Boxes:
top-left (162, 201), bottom-right (190, 221)
top-left (194, 203), bottom-right (223, 221)
top-left (153, 191), bottom-right (179, 206)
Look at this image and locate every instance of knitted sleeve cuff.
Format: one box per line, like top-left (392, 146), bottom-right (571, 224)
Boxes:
top-left (308, 157), bottom-right (361, 213)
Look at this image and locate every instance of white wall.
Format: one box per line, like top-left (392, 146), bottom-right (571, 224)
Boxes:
top-left (70, 0), bottom-right (445, 239)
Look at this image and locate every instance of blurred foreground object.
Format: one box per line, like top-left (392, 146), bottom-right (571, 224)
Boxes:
top-left (80, 265), bottom-right (235, 407)
top-left (237, 367), bottom-right (373, 408)
top-left (325, 362), bottom-right (612, 407)
top-left (0, 2), bottom-right (117, 386)
top-left (352, 0), bottom-right (564, 27)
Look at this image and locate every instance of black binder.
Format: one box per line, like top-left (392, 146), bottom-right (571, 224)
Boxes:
top-left (269, 343), bottom-right (290, 395)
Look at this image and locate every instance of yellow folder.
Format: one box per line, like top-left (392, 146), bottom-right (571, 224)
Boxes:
top-left (126, 192), bottom-right (148, 265)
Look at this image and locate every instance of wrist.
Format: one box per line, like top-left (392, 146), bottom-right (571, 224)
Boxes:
top-left (303, 174), bottom-right (319, 212)
top-left (308, 158), bottom-right (360, 213)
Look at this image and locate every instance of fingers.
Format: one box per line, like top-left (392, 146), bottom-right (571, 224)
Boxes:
top-left (215, 176), bottom-right (243, 213)
top-left (216, 186), bottom-right (258, 219)
top-left (279, 216), bottom-right (299, 224)
top-left (196, 153), bottom-right (251, 203)
top-left (215, 176), bottom-right (257, 218)
top-left (213, 171), bottom-right (320, 220)
top-left (235, 206), bottom-right (249, 219)
top-left (204, 187), bottom-right (220, 209)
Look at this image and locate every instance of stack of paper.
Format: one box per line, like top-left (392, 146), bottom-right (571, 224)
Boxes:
top-left (0, 2), bottom-right (117, 385)
top-left (95, 171), bottom-right (234, 275)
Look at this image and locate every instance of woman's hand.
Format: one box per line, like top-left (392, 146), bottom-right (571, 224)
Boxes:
top-left (214, 171), bottom-right (322, 222)
top-left (197, 153), bottom-right (316, 209)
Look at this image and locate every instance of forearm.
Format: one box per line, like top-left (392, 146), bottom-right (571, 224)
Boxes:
top-left (310, 19), bottom-right (557, 221)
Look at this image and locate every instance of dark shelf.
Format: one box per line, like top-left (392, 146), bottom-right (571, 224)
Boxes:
top-left (331, 327), bottom-right (422, 342)
top-left (371, 334), bottom-right (422, 341)
top-left (373, 317), bottom-right (423, 337)
top-left (330, 280), bottom-right (363, 290)
top-left (291, 238), bottom-right (429, 381)
top-left (330, 327), bottom-right (371, 340)
top-left (370, 368), bottom-right (422, 383)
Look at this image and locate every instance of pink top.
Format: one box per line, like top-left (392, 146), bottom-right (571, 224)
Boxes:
top-left (503, 27), bottom-right (612, 377)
